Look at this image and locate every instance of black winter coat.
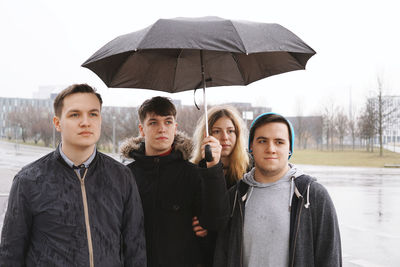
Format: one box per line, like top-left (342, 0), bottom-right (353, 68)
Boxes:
top-left (0, 147), bottom-right (146, 267)
top-left (120, 133), bottom-right (228, 267)
top-left (214, 174), bottom-right (342, 267)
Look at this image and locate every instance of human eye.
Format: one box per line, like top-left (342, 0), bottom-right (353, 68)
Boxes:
top-left (69, 113), bottom-right (79, 118)
top-left (212, 129), bottom-right (220, 135)
top-left (90, 112), bottom-right (98, 117)
top-left (228, 129), bottom-right (236, 134)
top-left (166, 120), bottom-right (173, 125)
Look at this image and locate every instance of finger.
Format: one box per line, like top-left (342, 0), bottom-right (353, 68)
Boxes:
top-left (195, 230), bottom-right (208, 237)
top-left (192, 220), bottom-right (200, 227)
top-left (193, 225), bottom-right (205, 232)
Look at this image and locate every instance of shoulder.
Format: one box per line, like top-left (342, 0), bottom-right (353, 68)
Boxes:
top-left (16, 151), bottom-right (57, 181)
top-left (97, 152), bottom-right (132, 175)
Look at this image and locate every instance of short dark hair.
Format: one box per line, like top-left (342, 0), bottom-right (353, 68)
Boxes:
top-left (53, 84), bottom-right (102, 117)
top-left (138, 96), bottom-right (176, 123)
top-left (249, 113), bottom-right (293, 152)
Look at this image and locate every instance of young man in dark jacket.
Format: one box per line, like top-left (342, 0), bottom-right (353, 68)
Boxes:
top-left (120, 96), bottom-right (228, 267)
top-left (0, 84), bottom-right (146, 267)
top-left (214, 112), bottom-right (342, 267)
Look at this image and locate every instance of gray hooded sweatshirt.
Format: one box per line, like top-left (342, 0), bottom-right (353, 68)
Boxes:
top-left (242, 164), bottom-right (303, 267)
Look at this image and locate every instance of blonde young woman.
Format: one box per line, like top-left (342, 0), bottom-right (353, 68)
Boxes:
top-left (191, 105), bottom-right (250, 188)
top-left (191, 105), bottom-right (250, 267)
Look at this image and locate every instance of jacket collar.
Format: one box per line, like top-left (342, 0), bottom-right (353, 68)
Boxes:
top-left (119, 131), bottom-right (193, 161)
top-left (54, 145), bottom-right (100, 170)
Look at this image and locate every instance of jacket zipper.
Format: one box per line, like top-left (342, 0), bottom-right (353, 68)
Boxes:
top-left (290, 196), bottom-right (304, 267)
top-left (76, 169), bottom-right (94, 267)
top-left (239, 195), bottom-right (244, 267)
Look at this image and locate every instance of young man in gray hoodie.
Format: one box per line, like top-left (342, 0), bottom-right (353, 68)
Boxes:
top-left (214, 112), bottom-right (342, 267)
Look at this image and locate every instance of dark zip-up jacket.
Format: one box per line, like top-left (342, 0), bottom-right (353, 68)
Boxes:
top-left (120, 133), bottom-right (228, 267)
top-left (214, 174), bottom-right (342, 267)
top-left (0, 147), bottom-right (146, 267)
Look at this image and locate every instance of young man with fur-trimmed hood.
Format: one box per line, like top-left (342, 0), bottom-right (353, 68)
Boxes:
top-left (214, 112), bottom-right (342, 267)
top-left (120, 96), bottom-right (228, 267)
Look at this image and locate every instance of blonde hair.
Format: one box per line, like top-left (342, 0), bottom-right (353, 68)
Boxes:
top-left (191, 105), bottom-right (249, 184)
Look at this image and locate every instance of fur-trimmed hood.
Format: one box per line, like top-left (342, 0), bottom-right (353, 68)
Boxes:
top-left (120, 131), bottom-right (193, 161)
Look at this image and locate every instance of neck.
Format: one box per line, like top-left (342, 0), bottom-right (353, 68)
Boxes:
top-left (254, 164), bottom-right (289, 184)
top-left (61, 143), bottom-right (95, 166)
top-left (221, 156), bottom-right (229, 168)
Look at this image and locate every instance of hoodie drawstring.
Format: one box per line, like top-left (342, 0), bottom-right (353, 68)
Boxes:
top-left (289, 176), bottom-right (295, 211)
top-left (244, 187), bottom-right (254, 208)
top-left (290, 178), bottom-right (311, 210)
top-left (304, 183), bottom-right (311, 208)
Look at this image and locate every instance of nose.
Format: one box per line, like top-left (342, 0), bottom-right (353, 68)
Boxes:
top-left (221, 130), bottom-right (229, 140)
top-left (80, 114), bottom-right (90, 127)
top-left (265, 141), bottom-right (276, 154)
top-left (158, 123), bottom-right (166, 133)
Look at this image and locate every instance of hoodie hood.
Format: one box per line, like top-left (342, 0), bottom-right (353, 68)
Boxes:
top-left (241, 163), bottom-right (307, 211)
top-left (120, 131), bottom-right (193, 160)
top-left (242, 163), bottom-right (303, 187)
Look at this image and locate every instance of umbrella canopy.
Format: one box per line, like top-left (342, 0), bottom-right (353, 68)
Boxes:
top-left (82, 16), bottom-right (316, 92)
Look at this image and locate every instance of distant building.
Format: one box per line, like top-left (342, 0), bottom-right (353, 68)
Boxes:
top-left (370, 95), bottom-right (400, 145)
top-left (0, 97), bottom-right (53, 138)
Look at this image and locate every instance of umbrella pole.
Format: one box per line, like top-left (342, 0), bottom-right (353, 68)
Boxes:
top-left (201, 50), bottom-right (213, 162)
top-left (201, 51), bottom-right (209, 137)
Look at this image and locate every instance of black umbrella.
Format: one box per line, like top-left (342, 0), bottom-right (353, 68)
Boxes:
top-left (82, 16), bottom-right (316, 160)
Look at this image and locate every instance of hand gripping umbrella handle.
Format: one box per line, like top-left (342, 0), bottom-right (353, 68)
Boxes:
top-left (205, 144), bottom-right (213, 162)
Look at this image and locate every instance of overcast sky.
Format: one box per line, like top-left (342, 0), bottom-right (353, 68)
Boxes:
top-left (0, 0), bottom-right (399, 117)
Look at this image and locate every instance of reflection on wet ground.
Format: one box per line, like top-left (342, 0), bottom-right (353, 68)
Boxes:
top-left (299, 164), bottom-right (400, 267)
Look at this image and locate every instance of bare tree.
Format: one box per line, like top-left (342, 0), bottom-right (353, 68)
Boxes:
top-left (322, 101), bottom-right (336, 151)
top-left (335, 108), bottom-right (348, 150)
top-left (348, 111), bottom-right (357, 151)
top-left (176, 105), bottom-right (202, 136)
top-left (358, 98), bottom-right (377, 152)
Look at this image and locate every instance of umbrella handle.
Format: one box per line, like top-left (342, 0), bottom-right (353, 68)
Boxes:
top-left (205, 144), bottom-right (213, 162)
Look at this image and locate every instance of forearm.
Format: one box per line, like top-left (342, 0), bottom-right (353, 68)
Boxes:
top-left (197, 162), bottom-right (229, 230)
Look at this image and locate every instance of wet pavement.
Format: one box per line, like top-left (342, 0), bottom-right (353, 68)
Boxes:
top-left (300, 164), bottom-right (400, 267)
top-left (1, 140), bottom-right (399, 266)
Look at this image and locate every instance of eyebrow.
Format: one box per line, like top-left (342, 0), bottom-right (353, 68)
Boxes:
top-left (67, 109), bottom-right (100, 113)
top-left (255, 136), bottom-right (286, 142)
top-left (212, 126), bottom-right (235, 129)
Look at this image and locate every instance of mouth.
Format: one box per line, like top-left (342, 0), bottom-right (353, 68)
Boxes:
top-left (79, 131), bottom-right (93, 136)
top-left (156, 136), bottom-right (168, 140)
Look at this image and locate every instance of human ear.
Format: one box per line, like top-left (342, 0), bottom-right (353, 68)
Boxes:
top-left (53, 116), bottom-right (61, 132)
top-left (139, 124), bottom-right (145, 137)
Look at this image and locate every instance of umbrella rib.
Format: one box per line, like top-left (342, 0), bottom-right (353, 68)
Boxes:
top-left (231, 53), bottom-right (247, 84)
top-left (230, 21), bottom-right (248, 54)
top-left (172, 49), bottom-right (183, 92)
